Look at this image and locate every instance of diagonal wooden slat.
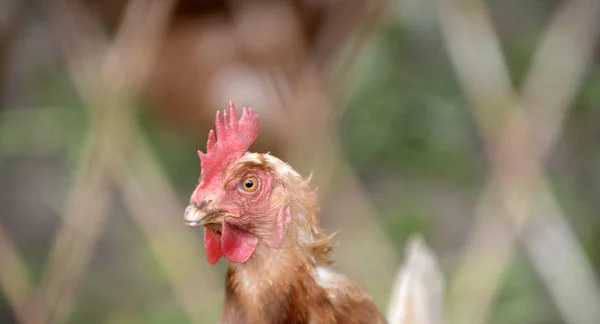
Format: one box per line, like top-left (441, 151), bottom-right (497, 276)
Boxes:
top-left (29, 1), bottom-right (178, 323)
top-left (433, 1), bottom-right (600, 324)
top-left (33, 158), bottom-right (112, 324)
top-left (0, 221), bottom-right (43, 323)
top-left (44, 0), bottom-right (108, 99)
top-left (39, 1), bottom-right (225, 323)
top-left (506, 4), bottom-right (600, 323)
top-left (119, 138), bottom-right (223, 322)
top-left (520, 0), bottom-right (600, 156)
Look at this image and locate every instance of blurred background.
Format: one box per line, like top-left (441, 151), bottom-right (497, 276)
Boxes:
top-left (1, 0), bottom-right (599, 323)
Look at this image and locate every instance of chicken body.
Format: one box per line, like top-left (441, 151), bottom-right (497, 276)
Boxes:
top-left (184, 104), bottom-right (386, 323)
top-left (223, 254), bottom-right (385, 323)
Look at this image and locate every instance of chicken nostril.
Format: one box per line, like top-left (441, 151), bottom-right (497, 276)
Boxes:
top-left (198, 196), bottom-right (215, 209)
top-left (198, 200), bottom-right (208, 209)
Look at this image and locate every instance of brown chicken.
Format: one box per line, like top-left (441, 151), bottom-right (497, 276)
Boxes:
top-left (183, 102), bottom-right (387, 323)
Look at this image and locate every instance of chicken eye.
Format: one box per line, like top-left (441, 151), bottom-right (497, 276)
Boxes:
top-left (240, 177), bottom-right (259, 192)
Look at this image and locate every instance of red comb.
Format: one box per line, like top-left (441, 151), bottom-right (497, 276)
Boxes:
top-left (198, 101), bottom-right (259, 184)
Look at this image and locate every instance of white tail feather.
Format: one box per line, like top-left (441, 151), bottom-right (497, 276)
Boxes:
top-left (386, 234), bottom-right (445, 324)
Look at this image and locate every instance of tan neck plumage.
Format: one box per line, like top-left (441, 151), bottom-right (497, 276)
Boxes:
top-left (223, 241), bottom-right (320, 323)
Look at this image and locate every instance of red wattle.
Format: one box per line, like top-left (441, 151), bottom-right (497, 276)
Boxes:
top-left (221, 221), bottom-right (258, 263)
top-left (203, 228), bottom-right (223, 265)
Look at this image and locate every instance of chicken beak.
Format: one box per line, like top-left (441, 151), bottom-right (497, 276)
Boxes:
top-left (183, 203), bottom-right (224, 228)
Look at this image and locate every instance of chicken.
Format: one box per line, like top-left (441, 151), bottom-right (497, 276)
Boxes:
top-left (183, 101), bottom-right (387, 323)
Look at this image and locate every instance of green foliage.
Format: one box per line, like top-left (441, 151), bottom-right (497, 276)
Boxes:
top-left (138, 103), bottom-right (203, 189)
top-left (0, 294), bottom-right (16, 323)
top-left (492, 254), bottom-right (562, 324)
top-left (381, 206), bottom-right (430, 248)
top-left (340, 20), bottom-right (484, 186)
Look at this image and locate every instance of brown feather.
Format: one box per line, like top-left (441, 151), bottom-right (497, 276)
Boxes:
top-left (218, 153), bottom-right (386, 324)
